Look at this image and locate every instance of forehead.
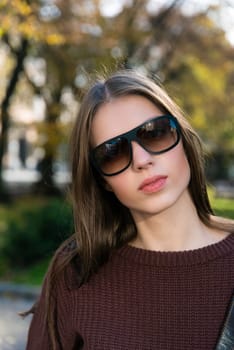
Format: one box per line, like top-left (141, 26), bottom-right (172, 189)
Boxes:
top-left (91, 94), bottom-right (163, 147)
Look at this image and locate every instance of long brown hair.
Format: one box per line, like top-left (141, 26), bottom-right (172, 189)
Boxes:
top-left (39, 69), bottom-right (234, 348)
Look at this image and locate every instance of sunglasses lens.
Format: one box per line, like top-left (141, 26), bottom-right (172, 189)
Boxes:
top-left (137, 117), bottom-right (178, 153)
top-left (92, 116), bottom-right (179, 176)
top-left (93, 138), bottom-right (130, 175)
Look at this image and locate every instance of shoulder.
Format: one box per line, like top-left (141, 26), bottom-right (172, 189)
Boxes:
top-left (52, 236), bottom-right (82, 291)
top-left (36, 236), bottom-right (82, 300)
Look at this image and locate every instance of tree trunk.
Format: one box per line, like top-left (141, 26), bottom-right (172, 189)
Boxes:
top-left (0, 38), bottom-right (28, 201)
top-left (33, 154), bottom-right (62, 196)
top-left (33, 99), bottom-right (63, 197)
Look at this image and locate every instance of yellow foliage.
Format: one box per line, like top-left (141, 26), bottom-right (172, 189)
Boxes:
top-left (18, 20), bottom-right (35, 38)
top-left (0, 14), bottom-right (12, 32)
top-left (192, 111), bottom-right (207, 130)
top-left (11, 0), bottom-right (32, 16)
top-left (186, 56), bottom-right (225, 96)
top-left (0, 0), bottom-right (7, 9)
top-left (0, 1), bottom-right (65, 45)
top-left (46, 33), bottom-right (65, 46)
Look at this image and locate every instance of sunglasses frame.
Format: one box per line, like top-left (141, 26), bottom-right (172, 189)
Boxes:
top-left (90, 114), bottom-right (181, 176)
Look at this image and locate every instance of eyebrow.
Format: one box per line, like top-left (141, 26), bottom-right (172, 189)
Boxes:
top-left (93, 113), bottom-right (175, 149)
top-left (95, 115), bottom-right (173, 147)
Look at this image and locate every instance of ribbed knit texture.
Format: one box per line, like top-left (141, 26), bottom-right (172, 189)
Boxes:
top-left (27, 233), bottom-right (234, 349)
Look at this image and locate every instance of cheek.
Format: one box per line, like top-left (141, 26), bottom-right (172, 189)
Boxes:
top-left (105, 175), bottom-right (131, 202)
top-left (171, 144), bottom-right (191, 184)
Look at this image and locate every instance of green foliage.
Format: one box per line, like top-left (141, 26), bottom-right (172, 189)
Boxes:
top-left (10, 258), bottom-right (51, 285)
top-left (209, 187), bottom-right (234, 220)
top-left (0, 197), bottom-right (73, 271)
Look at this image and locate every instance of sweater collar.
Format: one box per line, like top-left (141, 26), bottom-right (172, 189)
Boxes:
top-left (115, 232), bottom-right (234, 267)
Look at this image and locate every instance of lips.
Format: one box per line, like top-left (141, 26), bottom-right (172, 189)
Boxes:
top-left (138, 175), bottom-right (168, 193)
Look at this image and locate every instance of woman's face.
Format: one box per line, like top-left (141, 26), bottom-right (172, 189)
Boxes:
top-left (91, 94), bottom-right (191, 221)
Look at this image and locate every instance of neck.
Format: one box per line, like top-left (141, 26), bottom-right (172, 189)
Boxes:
top-left (130, 191), bottom-right (227, 252)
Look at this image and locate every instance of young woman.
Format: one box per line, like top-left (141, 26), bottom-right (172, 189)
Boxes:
top-left (26, 69), bottom-right (234, 349)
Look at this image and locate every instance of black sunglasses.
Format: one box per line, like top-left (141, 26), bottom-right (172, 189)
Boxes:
top-left (90, 115), bottom-right (181, 176)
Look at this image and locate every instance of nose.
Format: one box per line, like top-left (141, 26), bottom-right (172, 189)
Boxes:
top-left (131, 141), bottom-right (154, 171)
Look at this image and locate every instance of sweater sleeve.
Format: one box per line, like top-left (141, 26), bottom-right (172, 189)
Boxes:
top-left (26, 267), bottom-right (80, 349)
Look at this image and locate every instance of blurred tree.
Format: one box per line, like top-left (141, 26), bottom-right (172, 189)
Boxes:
top-left (162, 11), bottom-right (234, 152)
top-left (121, 2), bottom-right (234, 172)
top-left (0, 36), bottom-right (28, 200)
top-left (0, 0), bottom-right (65, 198)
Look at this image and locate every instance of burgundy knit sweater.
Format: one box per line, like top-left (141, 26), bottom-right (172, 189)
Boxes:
top-left (27, 233), bottom-right (234, 349)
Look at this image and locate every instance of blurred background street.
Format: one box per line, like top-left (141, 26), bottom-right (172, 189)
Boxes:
top-left (0, 296), bottom-right (33, 350)
top-left (0, 283), bottom-right (39, 350)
